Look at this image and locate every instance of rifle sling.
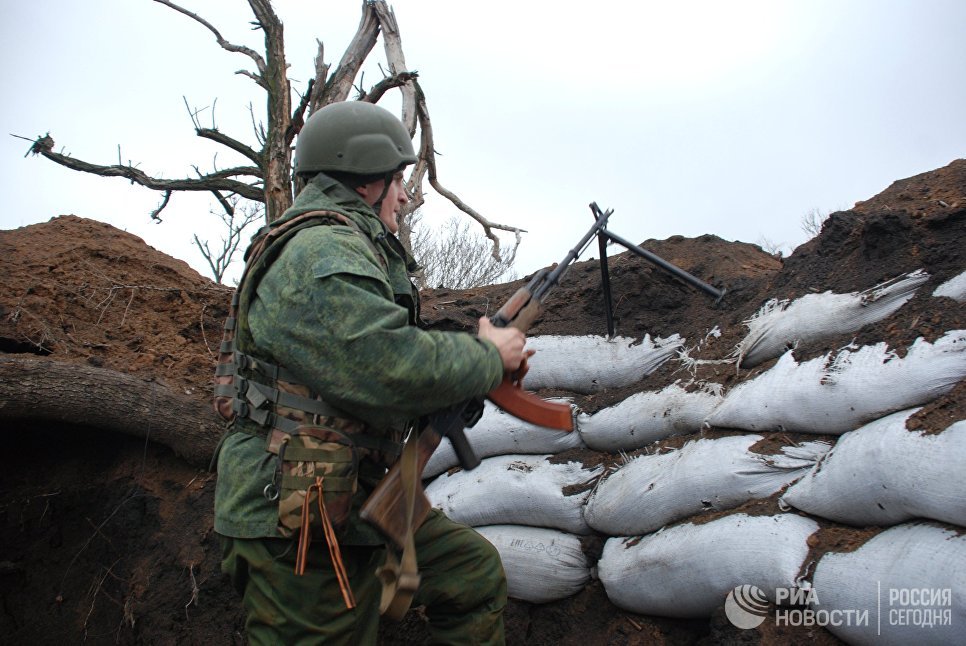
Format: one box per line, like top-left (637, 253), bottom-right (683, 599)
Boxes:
top-left (375, 432), bottom-right (422, 620)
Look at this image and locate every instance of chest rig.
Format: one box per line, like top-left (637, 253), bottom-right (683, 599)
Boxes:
top-left (214, 209), bottom-right (399, 452)
top-left (213, 209), bottom-right (404, 608)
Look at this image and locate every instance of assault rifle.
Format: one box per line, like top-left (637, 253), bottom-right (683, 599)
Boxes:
top-left (360, 202), bottom-right (727, 549)
top-left (360, 208), bottom-right (613, 548)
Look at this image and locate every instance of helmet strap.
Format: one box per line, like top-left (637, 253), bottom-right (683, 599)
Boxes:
top-left (370, 172), bottom-right (395, 222)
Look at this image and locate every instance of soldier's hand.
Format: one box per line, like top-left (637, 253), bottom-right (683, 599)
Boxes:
top-left (477, 317), bottom-right (527, 371)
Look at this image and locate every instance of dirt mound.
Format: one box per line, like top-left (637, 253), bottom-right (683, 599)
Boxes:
top-left (852, 158), bottom-right (966, 218)
top-left (1, 160), bottom-right (964, 644)
top-left (0, 215), bottom-right (231, 393)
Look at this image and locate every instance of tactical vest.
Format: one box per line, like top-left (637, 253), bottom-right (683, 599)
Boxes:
top-left (213, 208), bottom-right (403, 607)
top-left (214, 208), bottom-right (401, 448)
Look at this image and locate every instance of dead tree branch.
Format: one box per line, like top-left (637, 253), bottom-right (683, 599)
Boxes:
top-left (372, 2), bottom-right (417, 135)
top-left (26, 0), bottom-right (526, 257)
top-left (150, 190), bottom-right (173, 222)
top-left (318, 3), bottom-right (380, 106)
top-left (359, 71), bottom-right (419, 105)
top-left (410, 80), bottom-right (525, 259)
top-left (287, 78), bottom-right (315, 146)
top-left (194, 197), bottom-right (262, 283)
top-left (210, 190), bottom-right (235, 216)
top-left (247, 0), bottom-right (293, 220)
top-left (195, 128), bottom-right (262, 167)
top-left (32, 137), bottom-right (263, 202)
top-left (309, 40), bottom-right (330, 115)
top-left (152, 0), bottom-right (268, 85)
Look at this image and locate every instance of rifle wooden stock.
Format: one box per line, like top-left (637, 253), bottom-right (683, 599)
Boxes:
top-left (491, 287), bottom-right (543, 331)
top-left (360, 428), bottom-right (441, 549)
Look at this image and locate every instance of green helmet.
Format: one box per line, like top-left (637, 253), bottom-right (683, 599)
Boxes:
top-left (294, 101), bottom-right (417, 177)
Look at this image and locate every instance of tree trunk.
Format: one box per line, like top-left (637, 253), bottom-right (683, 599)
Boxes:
top-left (0, 357), bottom-right (224, 468)
top-left (250, 0), bottom-right (294, 222)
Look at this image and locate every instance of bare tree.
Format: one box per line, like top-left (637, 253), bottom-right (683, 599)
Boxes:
top-left (411, 211), bottom-right (519, 289)
top-left (801, 207), bottom-right (829, 238)
top-left (755, 235), bottom-right (785, 259)
top-left (193, 196), bottom-right (263, 284)
top-left (6, 0), bottom-right (530, 462)
top-left (22, 0), bottom-right (522, 256)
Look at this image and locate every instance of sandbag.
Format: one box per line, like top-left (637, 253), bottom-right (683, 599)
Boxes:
top-left (737, 270), bottom-right (928, 368)
top-left (474, 525), bottom-right (591, 603)
top-left (598, 513), bottom-right (818, 618)
top-left (424, 454), bottom-right (603, 534)
top-left (423, 400), bottom-right (583, 479)
top-left (584, 435), bottom-right (830, 536)
top-left (933, 269), bottom-right (966, 302)
top-left (811, 523), bottom-right (966, 646)
top-left (706, 330), bottom-right (966, 434)
top-left (782, 409), bottom-right (966, 527)
top-left (522, 334), bottom-right (684, 394)
top-left (576, 382), bottom-right (722, 451)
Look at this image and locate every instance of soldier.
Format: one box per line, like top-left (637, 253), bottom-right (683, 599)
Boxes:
top-left (214, 100), bottom-right (524, 644)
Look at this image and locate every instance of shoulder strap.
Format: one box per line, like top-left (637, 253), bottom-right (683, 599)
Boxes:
top-left (243, 210), bottom-right (351, 268)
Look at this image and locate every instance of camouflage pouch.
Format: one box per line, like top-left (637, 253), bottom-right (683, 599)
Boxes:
top-left (271, 426), bottom-right (359, 540)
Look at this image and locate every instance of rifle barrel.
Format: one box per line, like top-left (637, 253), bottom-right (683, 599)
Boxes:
top-left (600, 227), bottom-right (726, 301)
top-left (533, 205), bottom-right (613, 301)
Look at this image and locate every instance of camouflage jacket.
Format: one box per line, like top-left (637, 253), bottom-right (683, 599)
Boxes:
top-left (214, 174), bottom-right (504, 544)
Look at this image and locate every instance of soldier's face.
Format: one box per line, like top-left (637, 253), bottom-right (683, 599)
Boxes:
top-left (356, 172), bottom-right (408, 234)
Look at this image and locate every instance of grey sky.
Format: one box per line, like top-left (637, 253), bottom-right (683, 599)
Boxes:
top-left (3, 1), bottom-right (964, 284)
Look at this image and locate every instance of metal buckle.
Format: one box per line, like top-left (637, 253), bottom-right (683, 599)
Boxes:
top-left (263, 482), bottom-right (280, 501)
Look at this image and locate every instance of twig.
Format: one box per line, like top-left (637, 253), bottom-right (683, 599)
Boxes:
top-left (150, 190), bottom-right (172, 222)
top-left (199, 304), bottom-right (214, 356)
top-left (38, 492), bottom-right (60, 525)
top-left (82, 558), bottom-right (123, 637)
top-left (58, 491), bottom-right (146, 602)
top-left (185, 564), bottom-right (200, 619)
top-left (120, 595), bottom-right (136, 635)
top-left (95, 287), bottom-right (120, 325)
top-left (119, 289), bottom-right (137, 327)
top-left (85, 517), bottom-right (116, 548)
top-left (152, 0), bottom-right (267, 79)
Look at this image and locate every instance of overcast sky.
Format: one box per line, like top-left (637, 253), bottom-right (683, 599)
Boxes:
top-left (3, 1), bottom-right (964, 285)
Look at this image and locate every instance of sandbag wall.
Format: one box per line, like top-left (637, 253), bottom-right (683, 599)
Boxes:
top-left (422, 270), bottom-right (966, 645)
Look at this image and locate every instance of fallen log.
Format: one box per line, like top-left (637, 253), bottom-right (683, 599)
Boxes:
top-left (0, 356), bottom-right (223, 467)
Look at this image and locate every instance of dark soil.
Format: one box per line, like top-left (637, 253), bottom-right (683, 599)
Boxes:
top-left (1, 159), bottom-right (964, 644)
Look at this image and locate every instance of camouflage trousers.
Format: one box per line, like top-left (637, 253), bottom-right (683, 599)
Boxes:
top-left (220, 509), bottom-right (507, 645)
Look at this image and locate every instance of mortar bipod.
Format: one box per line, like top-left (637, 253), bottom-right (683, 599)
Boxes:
top-left (589, 202), bottom-right (727, 338)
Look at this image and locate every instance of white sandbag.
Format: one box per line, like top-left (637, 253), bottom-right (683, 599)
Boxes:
top-left (782, 409), bottom-right (966, 527)
top-left (425, 454), bottom-right (603, 534)
top-left (584, 435), bottom-right (830, 536)
top-left (811, 523), bottom-right (966, 646)
top-left (933, 269), bottom-right (966, 302)
top-left (598, 513), bottom-right (818, 618)
top-left (706, 330), bottom-right (966, 434)
top-left (423, 400), bottom-right (584, 479)
top-left (737, 270), bottom-right (929, 368)
top-left (474, 525), bottom-right (590, 603)
top-left (576, 382), bottom-right (723, 451)
top-left (522, 334), bottom-right (684, 394)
